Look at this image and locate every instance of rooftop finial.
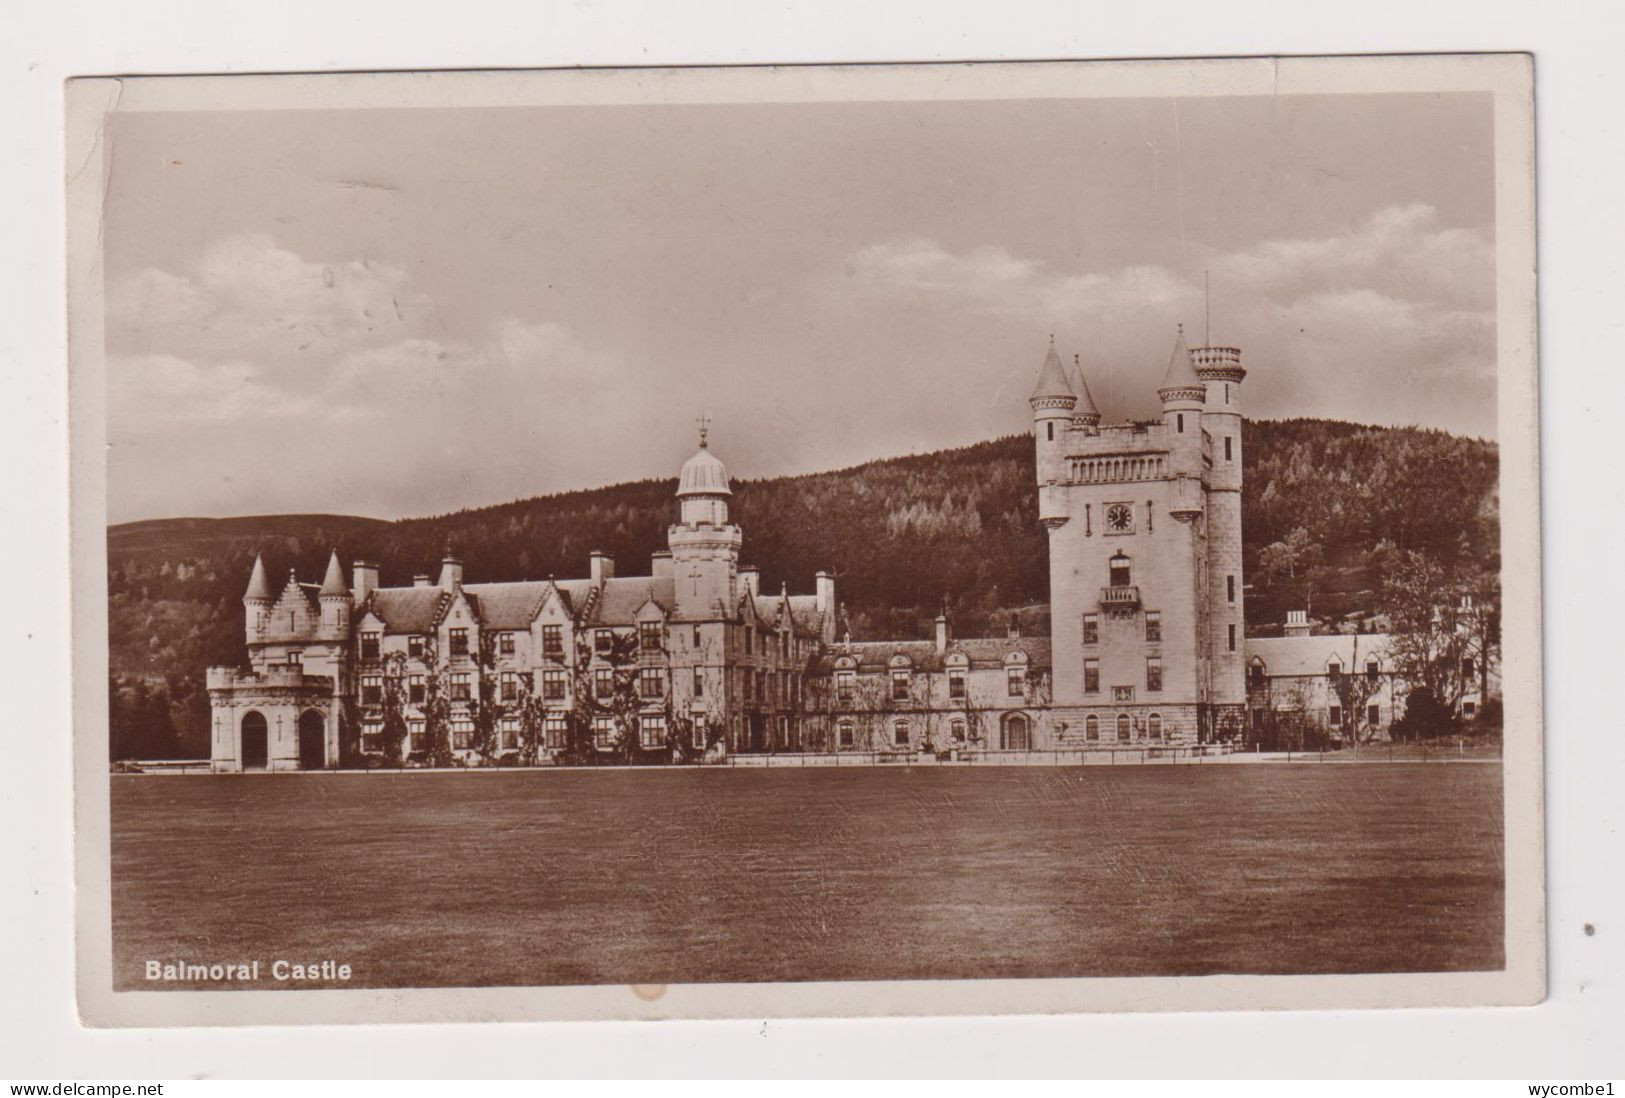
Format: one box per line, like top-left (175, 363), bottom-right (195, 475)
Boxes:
top-left (696, 411), bottom-right (712, 449)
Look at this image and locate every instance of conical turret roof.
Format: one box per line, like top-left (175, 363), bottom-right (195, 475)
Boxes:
top-left (1029, 337), bottom-right (1075, 403)
top-left (244, 553), bottom-right (272, 601)
top-left (1072, 355), bottom-right (1101, 420)
top-left (319, 549), bottom-right (349, 597)
top-left (1160, 325), bottom-right (1202, 391)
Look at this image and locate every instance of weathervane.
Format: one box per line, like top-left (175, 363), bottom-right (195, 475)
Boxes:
top-left (696, 411), bottom-right (712, 448)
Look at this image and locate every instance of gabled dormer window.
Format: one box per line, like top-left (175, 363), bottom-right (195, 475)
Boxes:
top-left (449, 628), bottom-right (468, 657)
top-left (639, 621), bottom-right (663, 651)
top-left (360, 632), bottom-right (380, 660)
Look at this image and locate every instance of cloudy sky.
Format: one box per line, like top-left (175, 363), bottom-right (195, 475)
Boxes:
top-left (103, 91), bottom-right (1496, 523)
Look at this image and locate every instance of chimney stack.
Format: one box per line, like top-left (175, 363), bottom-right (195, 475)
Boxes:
top-left (651, 550), bottom-right (673, 580)
top-left (590, 550), bottom-right (615, 585)
top-left (413, 574), bottom-right (432, 587)
top-left (935, 611), bottom-right (950, 654)
top-left (739, 565), bottom-right (760, 597)
top-left (352, 561), bottom-right (379, 604)
top-left (438, 554), bottom-right (463, 590)
top-left (1284, 610), bottom-right (1310, 638)
top-left (815, 571), bottom-right (835, 615)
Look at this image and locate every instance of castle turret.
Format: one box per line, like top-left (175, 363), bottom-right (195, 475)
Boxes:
top-left (1194, 341), bottom-right (1248, 715)
top-left (1070, 353), bottom-right (1101, 431)
top-left (317, 550), bottom-right (350, 640)
top-left (668, 422), bottom-right (742, 620)
top-left (1029, 337), bottom-right (1077, 488)
top-left (1158, 326), bottom-right (1207, 519)
top-left (243, 552), bottom-right (272, 643)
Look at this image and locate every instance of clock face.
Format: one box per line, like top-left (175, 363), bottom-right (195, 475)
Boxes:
top-left (1106, 503), bottom-right (1134, 533)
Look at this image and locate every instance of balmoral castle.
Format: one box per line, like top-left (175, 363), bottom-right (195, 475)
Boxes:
top-left (207, 330), bottom-right (1468, 770)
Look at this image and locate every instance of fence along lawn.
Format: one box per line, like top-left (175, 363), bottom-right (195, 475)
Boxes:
top-left (110, 764), bottom-right (1504, 989)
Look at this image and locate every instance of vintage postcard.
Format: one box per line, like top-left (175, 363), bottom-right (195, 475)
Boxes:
top-left (66, 54), bottom-right (1542, 1026)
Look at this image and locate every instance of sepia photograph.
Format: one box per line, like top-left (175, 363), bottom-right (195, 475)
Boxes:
top-left (64, 55), bottom-right (1542, 1026)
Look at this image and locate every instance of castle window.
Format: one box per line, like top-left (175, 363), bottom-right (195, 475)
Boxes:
top-left (409, 675), bottom-right (425, 704)
top-left (449, 628), bottom-right (468, 657)
top-left (1083, 614), bottom-right (1099, 645)
top-left (595, 630), bottom-right (613, 655)
top-left (1367, 659), bottom-right (1380, 682)
top-left (408, 719), bottom-right (425, 754)
top-left (949, 669), bottom-right (966, 699)
top-left (950, 719), bottom-right (967, 742)
top-left (1328, 705), bottom-right (1343, 728)
top-left (360, 632), bottom-right (381, 660)
top-left (1146, 658), bottom-right (1163, 693)
top-left (1224, 436), bottom-right (1233, 462)
top-left (1225, 383), bottom-right (1230, 405)
top-left (1148, 713), bottom-right (1163, 740)
top-left (451, 717), bottom-right (474, 750)
top-left (542, 624), bottom-right (562, 658)
top-left (1116, 714), bottom-right (1130, 741)
top-left (500, 717), bottom-right (519, 750)
top-left (594, 667), bottom-right (614, 698)
top-left (361, 675), bottom-right (382, 705)
top-left (1007, 666), bottom-right (1026, 697)
top-left (1109, 554), bottom-right (1132, 588)
top-left (640, 714), bottom-right (667, 748)
top-left (544, 715), bottom-right (568, 749)
top-left (692, 667), bottom-right (704, 698)
top-left (593, 716), bottom-right (616, 749)
top-left (837, 720), bottom-right (855, 748)
top-left (893, 719), bottom-right (910, 746)
top-left (500, 671), bottom-right (517, 702)
top-left (450, 673), bottom-right (470, 701)
top-left (1046, 422), bottom-right (1054, 441)
top-left (836, 670), bottom-right (855, 704)
top-left (1227, 624), bottom-right (1237, 652)
top-left (639, 621), bottom-right (664, 651)
top-left (1084, 659), bottom-right (1100, 694)
top-left (891, 670), bottom-right (911, 701)
top-left (1462, 656), bottom-right (1476, 679)
top-left (1227, 575), bottom-right (1236, 603)
top-left (1250, 664), bottom-right (1265, 689)
top-left (639, 668), bottom-right (665, 699)
top-left (1463, 701), bottom-right (1477, 719)
top-left (1177, 413), bottom-right (1185, 433)
top-left (744, 627), bottom-right (753, 655)
top-left (361, 720), bottom-right (383, 754)
top-left (499, 632), bottom-right (516, 656)
top-left (1367, 704), bottom-right (1381, 728)
top-left (1328, 659), bottom-right (1342, 681)
top-left (408, 634), bottom-right (425, 659)
top-left (543, 669), bottom-right (567, 701)
top-left (1145, 611), bottom-right (1161, 643)
top-left (285, 649), bottom-right (302, 668)
top-left (782, 630), bottom-right (790, 658)
top-left (1085, 715), bottom-right (1099, 741)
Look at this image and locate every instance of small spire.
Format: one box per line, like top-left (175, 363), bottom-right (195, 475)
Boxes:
top-left (244, 552), bottom-right (272, 601)
top-left (1072, 353), bottom-right (1101, 421)
top-left (696, 411), bottom-right (712, 449)
top-left (1159, 324), bottom-right (1202, 394)
top-left (319, 549), bottom-right (348, 597)
top-left (1028, 338), bottom-right (1075, 403)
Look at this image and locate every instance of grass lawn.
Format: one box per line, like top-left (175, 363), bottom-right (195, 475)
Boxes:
top-left (110, 764), bottom-right (1504, 989)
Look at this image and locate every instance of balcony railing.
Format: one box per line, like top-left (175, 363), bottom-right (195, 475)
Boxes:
top-left (1101, 585), bottom-right (1141, 607)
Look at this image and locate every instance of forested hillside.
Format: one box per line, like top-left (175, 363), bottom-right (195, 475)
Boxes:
top-left (108, 418), bottom-right (1497, 758)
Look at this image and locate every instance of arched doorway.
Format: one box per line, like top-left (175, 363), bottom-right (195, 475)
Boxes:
top-left (1001, 712), bottom-right (1032, 751)
top-left (241, 711), bottom-right (268, 771)
top-left (297, 709), bottom-right (326, 770)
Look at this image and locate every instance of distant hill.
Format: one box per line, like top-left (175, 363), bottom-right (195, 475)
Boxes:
top-left (107, 418), bottom-right (1497, 758)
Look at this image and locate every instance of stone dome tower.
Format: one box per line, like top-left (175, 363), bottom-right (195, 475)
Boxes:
top-left (668, 420), bottom-right (743, 619)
